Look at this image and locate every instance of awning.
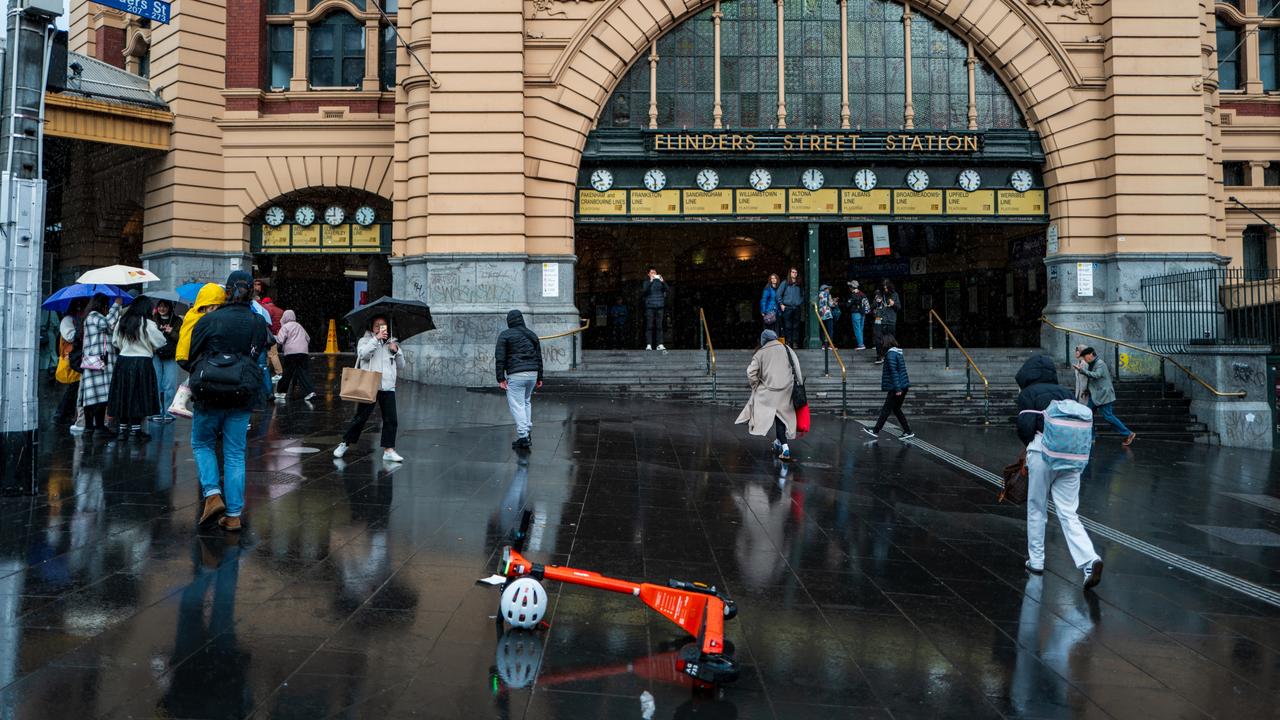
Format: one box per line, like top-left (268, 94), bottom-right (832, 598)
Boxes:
top-left (44, 93), bottom-right (172, 150)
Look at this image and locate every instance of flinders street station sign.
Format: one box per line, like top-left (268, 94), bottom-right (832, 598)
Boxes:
top-left (651, 131), bottom-right (983, 154)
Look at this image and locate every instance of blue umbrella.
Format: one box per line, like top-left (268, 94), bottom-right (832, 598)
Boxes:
top-left (175, 282), bottom-right (210, 304)
top-left (41, 284), bottom-right (132, 313)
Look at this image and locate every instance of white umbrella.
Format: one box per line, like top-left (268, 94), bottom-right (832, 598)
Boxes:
top-left (76, 264), bottom-right (160, 285)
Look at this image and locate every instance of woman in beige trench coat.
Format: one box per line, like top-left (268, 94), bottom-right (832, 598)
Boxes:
top-left (736, 330), bottom-right (803, 461)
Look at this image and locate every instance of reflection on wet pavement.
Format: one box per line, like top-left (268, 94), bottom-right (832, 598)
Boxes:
top-left (1, 371), bottom-right (1279, 719)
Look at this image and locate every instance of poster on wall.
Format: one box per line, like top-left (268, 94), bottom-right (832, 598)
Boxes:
top-left (872, 225), bottom-right (891, 256)
top-left (542, 263), bottom-right (559, 298)
top-left (353, 280), bottom-right (368, 309)
top-left (847, 227), bottom-right (865, 258)
top-left (1076, 262), bottom-right (1094, 297)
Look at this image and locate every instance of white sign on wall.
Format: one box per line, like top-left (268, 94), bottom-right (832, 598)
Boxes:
top-left (541, 263), bottom-right (559, 298)
top-left (1076, 262), bottom-right (1094, 297)
top-left (1046, 224), bottom-right (1059, 255)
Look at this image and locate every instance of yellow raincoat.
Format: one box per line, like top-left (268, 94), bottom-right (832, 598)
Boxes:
top-left (175, 283), bottom-right (227, 363)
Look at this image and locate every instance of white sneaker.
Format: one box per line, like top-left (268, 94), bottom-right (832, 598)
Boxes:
top-left (271, 375), bottom-right (282, 383)
top-left (304, 392), bottom-right (316, 401)
top-left (69, 424), bottom-right (85, 436)
top-left (899, 433), bottom-right (916, 441)
top-left (657, 345), bottom-right (667, 352)
top-left (274, 393), bottom-right (286, 400)
top-left (383, 449), bottom-right (404, 463)
top-left (333, 442), bottom-right (348, 458)
top-left (862, 427), bottom-right (878, 439)
top-left (645, 345), bottom-right (653, 351)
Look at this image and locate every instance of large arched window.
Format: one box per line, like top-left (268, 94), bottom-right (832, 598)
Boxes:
top-left (598, 0), bottom-right (1022, 131)
top-left (309, 12), bottom-right (365, 88)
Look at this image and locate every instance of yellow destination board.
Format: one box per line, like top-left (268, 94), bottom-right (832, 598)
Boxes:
top-left (322, 224), bottom-right (351, 251)
top-left (998, 189), bottom-right (1046, 215)
top-left (893, 189), bottom-right (944, 215)
top-left (630, 190), bottom-right (681, 215)
top-left (736, 189), bottom-right (786, 214)
top-left (261, 225), bottom-right (290, 249)
top-left (945, 190), bottom-right (995, 216)
top-left (683, 189), bottom-right (734, 215)
top-left (840, 189), bottom-right (892, 215)
top-left (352, 224), bottom-right (382, 248)
top-left (788, 189), bottom-right (839, 214)
top-left (292, 224), bottom-right (321, 247)
top-left (578, 189), bottom-right (627, 216)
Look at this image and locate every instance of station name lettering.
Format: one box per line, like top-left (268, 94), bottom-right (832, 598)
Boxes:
top-left (653, 132), bottom-right (980, 153)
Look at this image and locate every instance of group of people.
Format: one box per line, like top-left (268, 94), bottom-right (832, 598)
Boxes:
top-left (761, 271), bottom-right (902, 363)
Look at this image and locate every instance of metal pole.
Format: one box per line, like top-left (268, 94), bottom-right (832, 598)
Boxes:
top-left (928, 315), bottom-right (934, 350)
top-left (571, 334), bottom-right (577, 370)
top-left (944, 334), bottom-right (950, 369)
top-left (983, 390), bottom-right (989, 425)
top-left (841, 377), bottom-right (847, 418)
top-left (965, 365), bottom-right (972, 400)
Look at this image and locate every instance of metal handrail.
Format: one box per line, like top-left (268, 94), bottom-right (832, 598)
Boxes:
top-left (811, 303), bottom-right (848, 417)
top-left (1039, 316), bottom-right (1247, 399)
top-left (539, 318), bottom-right (590, 370)
top-left (927, 308), bottom-right (990, 424)
top-left (698, 307), bottom-right (718, 401)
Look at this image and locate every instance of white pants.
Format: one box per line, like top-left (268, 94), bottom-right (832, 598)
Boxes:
top-left (1026, 440), bottom-right (1099, 569)
top-left (505, 371), bottom-right (537, 438)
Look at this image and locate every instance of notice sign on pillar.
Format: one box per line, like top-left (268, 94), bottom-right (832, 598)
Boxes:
top-left (542, 263), bottom-right (559, 298)
top-left (872, 225), bottom-right (891, 256)
top-left (847, 227), bottom-right (865, 258)
top-left (1076, 262), bottom-right (1094, 297)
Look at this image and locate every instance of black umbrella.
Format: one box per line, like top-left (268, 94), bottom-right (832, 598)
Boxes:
top-left (344, 297), bottom-right (436, 341)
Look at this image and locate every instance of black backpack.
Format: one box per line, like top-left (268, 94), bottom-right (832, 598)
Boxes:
top-left (189, 350), bottom-right (262, 408)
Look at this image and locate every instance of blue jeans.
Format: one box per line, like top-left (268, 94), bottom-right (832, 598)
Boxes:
top-left (192, 408), bottom-right (251, 517)
top-left (1088, 400), bottom-right (1132, 437)
top-left (505, 371), bottom-right (537, 438)
top-left (153, 357), bottom-right (179, 418)
top-left (850, 313), bottom-right (865, 347)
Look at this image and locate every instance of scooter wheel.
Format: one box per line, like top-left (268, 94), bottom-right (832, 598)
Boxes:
top-left (678, 645), bottom-right (740, 685)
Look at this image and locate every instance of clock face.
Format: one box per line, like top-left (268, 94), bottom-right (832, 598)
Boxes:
top-left (1011, 169), bottom-right (1034, 193)
top-left (590, 169), bottom-right (614, 192)
top-left (749, 168), bottom-right (772, 192)
top-left (854, 169), bottom-right (878, 192)
top-left (958, 169), bottom-right (982, 193)
top-left (906, 169), bottom-right (930, 193)
top-left (324, 206), bottom-right (346, 226)
top-left (643, 168), bottom-right (667, 192)
top-left (801, 168), bottom-right (825, 192)
top-left (696, 168), bottom-right (719, 192)
top-left (294, 205), bottom-right (316, 226)
top-left (264, 206), bottom-right (285, 227)
top-left (354, 206), bottom-right (376, 227)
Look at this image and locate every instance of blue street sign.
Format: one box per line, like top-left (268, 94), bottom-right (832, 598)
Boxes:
top-left (93, 0), bottom-right (171, 24)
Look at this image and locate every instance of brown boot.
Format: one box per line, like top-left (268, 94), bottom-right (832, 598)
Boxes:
top-left (199, 494), bottom-right (226, 526)
top-left (218, 515), bottom-right (242, 532)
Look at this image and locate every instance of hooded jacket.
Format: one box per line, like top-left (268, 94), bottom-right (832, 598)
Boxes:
top-left (187, 302), bottom-right (272, 410)
top-left (176, 283), bottom-right (227, 363)
top-left (261, 298), bottom-right (284, 334)
top-left (1014, 355), bottom-right (1072, 446)
top-left (495, 310), bottom-right (543, 383)
top-left (275, 309), bottom-right (311, 355)
top-left (759, 283), bottom-right (780, 317)
top-left (881, 346), bottom-right (910, 392)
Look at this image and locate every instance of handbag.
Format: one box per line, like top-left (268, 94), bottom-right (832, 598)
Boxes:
top-left (80, 332), bottom-right (107, 371)
top-left (340, 365), bottom-right (382, 404)
top-left (783, 346), bottom-right (807, 409)
top-left (55, 355), bottom-right (80, 384)
top-left (999, 449), bottom-right (1028, 505)
top-left (795, 404), bottom-right (811, 434)
top-left (762, 310), bottom-right (777, 325)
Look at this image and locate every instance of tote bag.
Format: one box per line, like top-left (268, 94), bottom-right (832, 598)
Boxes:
top-left (340, 366), bottom-right (381, 404)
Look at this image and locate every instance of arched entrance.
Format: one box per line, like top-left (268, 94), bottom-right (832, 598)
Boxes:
top-left (566, 0), bottom-right (1053, 349)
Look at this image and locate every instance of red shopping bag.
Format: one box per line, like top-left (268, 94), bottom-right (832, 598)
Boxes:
top-left (795, 405), bottom-right (811, 434)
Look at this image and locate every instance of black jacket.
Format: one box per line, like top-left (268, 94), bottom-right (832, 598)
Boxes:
top-left (641, 278), bottom-right (668, 309)
top-left (186, 303), bottom-right (271, 410)
top-left (1014, 355), bottom-right (1071, 446)
top-left (495, 310), bottom-right (543, 383)
top-left (153, 312), bottom-right (183, 361)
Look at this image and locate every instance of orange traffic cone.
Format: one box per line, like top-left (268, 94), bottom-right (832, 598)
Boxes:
top-left (325, 319), bottom-right (339, 354)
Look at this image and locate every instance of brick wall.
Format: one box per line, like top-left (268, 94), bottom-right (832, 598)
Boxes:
top-left (226, 0), bottom-right (267, 89)
top-left (94, 25), bottom-right (125, 68)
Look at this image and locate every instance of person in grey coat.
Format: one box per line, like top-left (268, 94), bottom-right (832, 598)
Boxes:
top-left (1074, 347), bottom-right (1136, 446)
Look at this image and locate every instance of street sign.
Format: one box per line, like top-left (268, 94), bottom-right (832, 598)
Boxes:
top-left (94, 0), bottom-right (171, 24)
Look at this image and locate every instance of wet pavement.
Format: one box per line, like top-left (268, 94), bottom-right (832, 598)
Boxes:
top-left (2, 365), bottom-right (1280, 719)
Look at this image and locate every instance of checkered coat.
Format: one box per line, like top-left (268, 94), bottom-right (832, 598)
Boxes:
top-left (78, 305), bottom-right (120, 407)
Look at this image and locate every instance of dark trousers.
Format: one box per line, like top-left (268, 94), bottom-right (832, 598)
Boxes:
top-left (781, 307), bottom-right (802, 346)
top-left (774, 416), bottom-right (788, 443)
top-left (645, 307), bottom-right (664, 347)
top-left (343, 390), bottom-right (398, 448)
top-left (874, 322), bottom-right (896, 360)
top-left (610, 323), bottom-right (626, 349)
top-left (56, 381), bottom-right (79, 423)
top-left (873, 389), bottom-right (911, 434)
top-left (277, 353), bottom-right (315, 397)
top-left (85, 403), bottom-right (107, 431)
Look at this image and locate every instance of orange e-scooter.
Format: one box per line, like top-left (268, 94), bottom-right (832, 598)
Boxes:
top-left (496, 545), bottom-right (740, 685)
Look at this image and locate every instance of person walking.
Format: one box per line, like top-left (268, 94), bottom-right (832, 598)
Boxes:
top-left (495, 309), bottom-right (544, 450)
top-left (333, 315), bottom-right (406, 464)
top-left (817, 284), bottom-right (836, 349)
top-left (78, 294), bottom-right (123, 439)
top-left (274, 309), bottom-right (316, 401)
top-left (108, 297), bottom-right (166, 440)
top-left (872, 279), bottom-right (900, 364)
top-left (863, 334), bottom-right (915, 440)
top-left (1072, 344), bottom-right (1089, 402)
top-left (777, 268), bottom-right (805, 346)
top-left (608, 297), bottom-right (629, 349)
top-left (187, 271), bottom-right (271, 532)
top-left (56, 298), bottom-right (87, 429)
top-left (642, 267), bottom-right (668, 351)
top-left (760, 273), bottom-right (781, 333)
top-left (257, 284), bottom-right (284, 382)
top-left (1014, 354), bottom-right (1104, 589)
top-left (1074, 347), bottom-right (1136, 446)
top-left (846, 281), bottom-right (869, 350)
top-left (736, 329), bottom-right (803, 462)
top-left (171, 283), bottom-right (227, 418)
top-left (151, 300), bottom-right (183, 423)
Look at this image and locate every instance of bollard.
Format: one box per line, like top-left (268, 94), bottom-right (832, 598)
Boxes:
top-left (325, 319), bottom-right (339, 354)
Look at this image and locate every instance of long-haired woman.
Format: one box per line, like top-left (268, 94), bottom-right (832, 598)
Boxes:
top-left (79, 293), bottom-right (123, 438)
top-left (109, 296), bottom-right (166, 439)
top-left (760, 273), bottom-right (781, 332)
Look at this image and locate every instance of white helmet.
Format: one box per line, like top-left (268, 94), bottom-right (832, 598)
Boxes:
top-left (500, 577), bottom-right (547, 629)
top-left (494, 629), bottom-right (544, 689)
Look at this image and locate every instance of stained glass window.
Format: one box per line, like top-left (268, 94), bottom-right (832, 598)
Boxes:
top-left (658, 13), bottom-right (714, 127)
top-left (720, 0), bottom-right (778, 128)
top-left (784, 0), bottom-right (841, 128)
top-left (910, 12), bottom-right (968, 129)
top-left (847, 0), bottom-right (905, 129)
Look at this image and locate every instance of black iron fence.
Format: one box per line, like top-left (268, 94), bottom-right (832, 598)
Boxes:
top-left (1141, 268), bottom-right (1280, 353)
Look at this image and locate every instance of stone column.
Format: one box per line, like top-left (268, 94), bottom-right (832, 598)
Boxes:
top-left (839, 0), bottom-right (850, 129)
top-left (902, 1), bottom-right (914, 130)
top-left (776, 0), bottom-right (786, 129)
top-left (713, 2), bottom-right (723, 129)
